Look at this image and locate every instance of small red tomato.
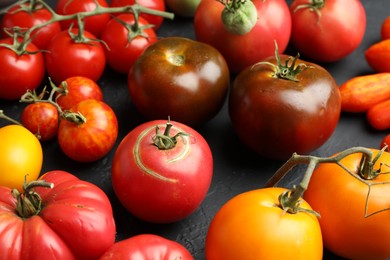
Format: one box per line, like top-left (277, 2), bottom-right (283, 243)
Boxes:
top-left (56, 76), bottom-right (103, 110)
top-left (21, 102), bottom-right (59, 141)
top-left (365, 39), bottom-right (390, 73)
top-left (380, 134), bottom-right (390, 150)
top-left (381, 16), bottom-right (390, 40)
top-left (111, 119), bottom-right (213, 223)
top-left (58, 99), bottom-right (118, 162)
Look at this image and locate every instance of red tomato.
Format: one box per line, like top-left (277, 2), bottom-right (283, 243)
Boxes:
top-left (128, 36), bottom-right (229, 126)
top-left (58, 99), bottom-right (118, 162)
top-left (0, 3), bottom-right (61, 50)
top-left (304, 149), bottom-right (390, 259)
top-left (0, 38), bottom-right (45, 100)
top-left (194, 0), bottom-right (291, 73)
top-left (381, 16), bottom-right (390, 40)
top-left (290, 0), bottom-right (366, 62)
top-left (100, 13), bottom-right (158, 74)
top-left (100, 234), bottom-right (194, 259)
top-left (0, 170), bottom-right (116, 259)
top-left (381, 134), bottom-right (390, 150)
top-left (111, 119), bottom-right (213, 223)
top-left (55, 0), bottom-right (110, 37)
top-left (229, 54), bottom-right (341, 160)
top-left (365, 39), bottom-right (390, 73)
top-left (206, 187), bottom-right (323, 260)
top-left (56, 76), bottom-right (103, 110)
top-left (44, 28), bottom-right (106, 84)
top-left (110, 0), bottom-right (166, 29)
top-left (21, 102), bottom-right (59, 141)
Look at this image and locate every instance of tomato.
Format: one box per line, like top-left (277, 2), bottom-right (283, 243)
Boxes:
top-left (289, 0), bottom-right (366, 62)
top-left (381, 16), bottom-right (390, 40)
top-left (0, 3), bottom-right (62, 50)
top-left (0, 170), bottom-right (116, 259)
top-left (21, 102), bottom-right (59, 141)
top-left (381, 134), bottom-right (390, 150)
top-left (304, 149), bottom-right (390, 259)
top-left (229, 53), bottom-right (341, 160)
top-left (367, 99), bottom-right (390, 130)
top-left (128, 36), bottom-right (229, 126)
top-left (44, 28), bottom-right (106, 84)
top-left (56, 76), bottom-right (103, 110)
top-left (0, 124), bottom-right (43, 192)
top-left (194, 0), bottom-right (291, 73)
top-left (55, 0), bottom-right (110, 37)
top-left (111, 119), bottom-right (213, 223)
top-left (0, 38), bottom-right (45, 100)
top-left (58, 99), bottom-right (118, 162)
top-left (110, 0), bottom-right (166, 29)
top-left (100, 14), bottom-right (158, 74)
top-left (100, 234), bottom-right (194, 259)
top-left (205, 187), bottom-right (323, 260)
top-left (165, 0), bottom-right (201, 17)
top-left (365, 39), bottom-right (390, 73)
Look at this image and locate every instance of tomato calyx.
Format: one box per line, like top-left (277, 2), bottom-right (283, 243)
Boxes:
top-left (293, 0), bottom-right (325, 21)
top-left (111, 12), bottom-right (155, 43)
top-left (218, 0), bottom-right (258, 35)
top-left (359, 145), bottom-right (389, 180)
top-left (152, 118), bottom-right (189, 150)
top-left (11, 176), bottom-right (54, 218)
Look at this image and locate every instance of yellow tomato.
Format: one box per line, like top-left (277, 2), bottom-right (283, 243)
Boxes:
top-left (0, 124), bottom-right (43, 191)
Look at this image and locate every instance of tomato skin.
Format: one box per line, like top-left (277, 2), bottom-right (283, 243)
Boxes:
top-left (100, 14), bottom-right (158, 74)
top-left (290, 0), bottom-right (366, 62)
top-left (381, 16), bottom-right (390, 40)
top-left (194, 0), bottom-right (291, 73)
top-left (0, 124), bottom-right (43, 192)
top-left (99, 234), bottom-right (194, 259)
top-left (365, 39), bottom-right (390, 73)
top-left (21, 102), bottom-right (59, 141)
top-left (56, 76), bottom-right (103, 110)
top-left (0, 4), bottom-right (62, 50)
top-left (206, 187), bottom-right (323, 260)
top-left (111, 119), bottom-right (213, 223)
top-left (55, 0), bottom-right (110, 37)
top-left (304, 149), bottom-right (390, 259)
top-left (228, 55), bottom-right (341, 160)
top-left (0, 170), bottom-right (116, 259)
top-left (44, 28), bottom-right (106, 84)
top-left (0, 38), bottom-right (45, 100)
top-left (128, 36), bottom-right (229, 126)
top-left (58, 99), bottom-right (118, 162)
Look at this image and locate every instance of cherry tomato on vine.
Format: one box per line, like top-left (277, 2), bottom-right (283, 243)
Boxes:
top-left (55, 0), bottom-right (110, 37)
top-left (58, 99), bottom-right (118, 162)
top-left (205, 187), bottom-right (323, 260)
top-left (0, 38), bottom-right (45, 100)
top-left (111, 119), bottom-right (213, 223)
top-left (44, 28), bottom-right (106, 84)
top-left (21, 102), bottom-right (59, 141)
top-left (289, 0), bottom-right (366, 62)
top-left (304, 148), bottom-right (390, 259)
top-left (100, 13), bottom-right (158, 74)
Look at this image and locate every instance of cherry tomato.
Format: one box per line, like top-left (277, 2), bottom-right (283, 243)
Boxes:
top-left (111, 119), bottom-right (213, 223)
top-left (44, 28), bottom-right (106, 84)
top-left (21, 102), bottom-right (59, 141)
top-left (58, 99), bottom-right (118, 162)
top-left (206, 187), bottom-right (323, 260)
top-left (194, 0), bottom-right (291, 73)
top-left (0, 3), bottom-right (61, 50)
top-left (100, 234), bottom-right (194, 259)
top-left (56, 76), bottom-right (103, 110)
top-left (128, 36), bottom-right (229, 126)
top-left (381, 16), bottom-right (390, 40)
top-left (229, 54), bottom-right (341, 160)
top-left (0, 124), bottom-right (43, 192)
top-left (380, 134), bottom-right (390, 150)
top-left (0, 38), bottom-right (45, 100)
top-left (55, 0), bottom-right (110, 37)
top-left (100, 13), bottom-right (158, 74)
top-left (304, 148), bottom-right (390, 259)
top-left (289, 0), bottom-right (366, 62)
top-left (165, 0), bottom-right (201, 17)
top-left (110, 0), bottom-right (166, 29)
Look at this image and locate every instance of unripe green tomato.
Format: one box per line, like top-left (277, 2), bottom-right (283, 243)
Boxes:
top-left (165, 0), bottom-right (201, 17)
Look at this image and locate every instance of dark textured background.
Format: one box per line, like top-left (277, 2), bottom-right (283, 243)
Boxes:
top-left (0, 1), bottom-right (388, 259)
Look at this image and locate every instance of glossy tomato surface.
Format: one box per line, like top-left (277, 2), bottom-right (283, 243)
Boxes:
top-left (128, 36), bottom-right (229, 126)
top-left (0, 170), bottom-right (116, 259)
top-left (100, 234), bottom-right (194, 259)
top-left (112, 119), bottom-right (213, 223)
top-left (228, 54), bottom-right (341, 160)
top-left (304, 149), bottom-right (390, 259)
top-left (194, 0), bottom-right (291, 73)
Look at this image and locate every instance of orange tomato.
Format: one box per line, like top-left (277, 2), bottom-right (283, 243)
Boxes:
top-left (304, 149), bottom-right (390, 259)
top-left (205, 187), bottom-right (323, 260)
top-left (365, 39), bottom-right (390, 73)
